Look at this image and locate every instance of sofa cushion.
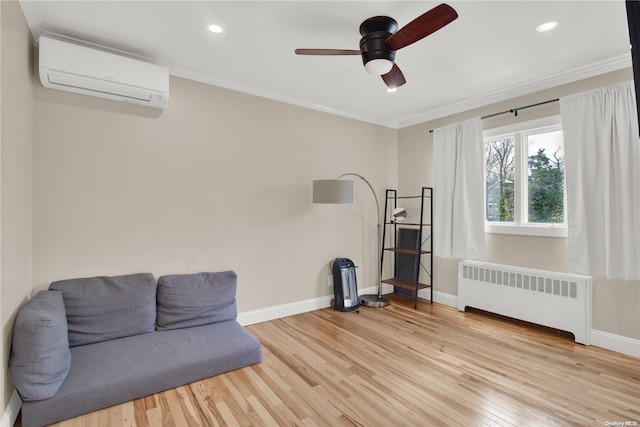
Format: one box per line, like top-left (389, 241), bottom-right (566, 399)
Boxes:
top-left (49, 273), bottom-right (156, 347)
top-left (9, 290), bottom-right (71, 401)
top-left (20, 321), bottom-right (263, 427)
top-left (156, 271), bottom-right (237, 330)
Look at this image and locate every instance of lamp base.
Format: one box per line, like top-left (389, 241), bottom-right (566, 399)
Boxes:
top-left (359, 294), bottom-right (390, 308)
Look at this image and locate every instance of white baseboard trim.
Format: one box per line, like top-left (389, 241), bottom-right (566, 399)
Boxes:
top-left (2, 390), bottom-right (21, 427)
top-left (237, 285), bottom-right (452, 326)
top-left (237, 284), bottom-right (386, 326)
top-left (238, 294), bottom-right (333, 326)
top-left (591, 329), bottom-right (640, 358)
top-left (417, 288), bottom-right (458, 308)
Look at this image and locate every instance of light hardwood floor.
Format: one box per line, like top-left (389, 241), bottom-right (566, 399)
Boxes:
top-left (27, 295), bottom-right (640, 426)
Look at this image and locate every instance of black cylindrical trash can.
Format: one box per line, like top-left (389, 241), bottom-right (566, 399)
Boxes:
top-left (331, 258), bottom-right (359, 312)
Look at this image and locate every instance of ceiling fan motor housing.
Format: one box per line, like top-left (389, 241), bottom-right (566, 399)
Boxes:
top-left (359, 16), bottom-right (398, 73)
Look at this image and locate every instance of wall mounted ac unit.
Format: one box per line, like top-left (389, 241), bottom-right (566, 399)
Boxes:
top-left (38, 35), bottom-right (169, 109)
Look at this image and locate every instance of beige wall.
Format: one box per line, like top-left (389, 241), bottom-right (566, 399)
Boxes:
top-left (398, 68), bottom-right (640, 341)
top-left (1, 0), bottom-right (34, 411)
top-left (32, 76), bottom-right (398, 312)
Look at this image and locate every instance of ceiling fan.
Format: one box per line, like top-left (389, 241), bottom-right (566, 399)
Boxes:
top-left (295, 3), bottom-right (458, 89)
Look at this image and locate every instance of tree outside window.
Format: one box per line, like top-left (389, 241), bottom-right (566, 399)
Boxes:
top-left (485, 138), bottom-right (514, 222)
top-left (527, 131), bottom-right (564, 224)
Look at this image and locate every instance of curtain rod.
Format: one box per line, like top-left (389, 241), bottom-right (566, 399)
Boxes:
top-left (428, 98), bottom-right (560, 133)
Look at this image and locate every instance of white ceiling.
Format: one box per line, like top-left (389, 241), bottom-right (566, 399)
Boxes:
top-left (19, 1), bottom-right (632, 129)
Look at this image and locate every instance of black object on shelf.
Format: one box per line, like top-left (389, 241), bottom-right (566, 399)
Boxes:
top-left (394, 228), bottom-right (420, 297)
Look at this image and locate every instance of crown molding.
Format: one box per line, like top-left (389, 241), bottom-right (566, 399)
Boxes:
top-left (397, 54), bottom-right (632, 129)
top-left (171, 54), bottom-right (630, 131)
top-left (169, 68), bottom-right (398, 129)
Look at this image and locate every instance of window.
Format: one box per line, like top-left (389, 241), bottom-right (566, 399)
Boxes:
top-left (484, 116), bottom-right (566, 237)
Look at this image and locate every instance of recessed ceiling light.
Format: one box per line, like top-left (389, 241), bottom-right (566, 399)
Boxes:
top-left (536, 21), bottom-right (558, 33)
top-left (208, 24), bottom-right (223, 34)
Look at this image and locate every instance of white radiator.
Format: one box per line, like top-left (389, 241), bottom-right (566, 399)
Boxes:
top-left (458, 260), bottom-right (592, 345)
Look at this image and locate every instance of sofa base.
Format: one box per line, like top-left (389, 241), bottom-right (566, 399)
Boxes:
top-left (21, 320), bottom-right (262, 427)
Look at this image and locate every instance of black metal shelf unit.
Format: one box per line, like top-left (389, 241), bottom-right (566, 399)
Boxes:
top-left (380, 187), bottom-right (433, 309)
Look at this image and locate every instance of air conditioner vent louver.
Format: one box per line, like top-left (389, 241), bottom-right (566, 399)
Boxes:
top-left (38, 36), bottom-right (169, 109)
top-left (47, 71), bottom-right (153, 102)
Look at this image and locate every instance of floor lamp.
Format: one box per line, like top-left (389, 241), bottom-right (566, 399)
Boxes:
top-left (312, 173), bottom-right (390, 308)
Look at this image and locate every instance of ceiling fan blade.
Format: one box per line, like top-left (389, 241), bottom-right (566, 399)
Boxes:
top-left (295, 49), bottom-right (361, 55)
top-left (382, 64), bottom-right (406, 89)
top-left (386, 3), bottom-right (458, 51)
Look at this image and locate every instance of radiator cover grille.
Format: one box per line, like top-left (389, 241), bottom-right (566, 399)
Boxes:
top-left (462, 264), bottom-right (579, 298)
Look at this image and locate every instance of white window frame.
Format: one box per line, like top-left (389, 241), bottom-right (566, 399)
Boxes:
top-left (484, 115), bottom-right (567, 238)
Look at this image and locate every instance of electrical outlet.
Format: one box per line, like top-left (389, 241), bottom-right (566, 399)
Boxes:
top-left (328, 275), bottom-right (333, 287)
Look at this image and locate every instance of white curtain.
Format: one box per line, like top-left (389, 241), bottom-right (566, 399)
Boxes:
top-left (560, 81), bottom-right (640, 280)
top-left (433, 118), bottom-right (485, 260)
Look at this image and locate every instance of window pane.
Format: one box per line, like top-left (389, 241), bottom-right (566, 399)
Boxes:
top-left (485, 138), bottom-right (515, 222)
top-left (527, 131), bottom-right (564, 224)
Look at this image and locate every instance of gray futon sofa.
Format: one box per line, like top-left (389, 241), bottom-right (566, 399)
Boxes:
top-left (9, 270), bottom-right (263, 427)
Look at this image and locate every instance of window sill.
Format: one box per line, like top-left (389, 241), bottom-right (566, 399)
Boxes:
top-left (485, 223), bottom-right (567, 238)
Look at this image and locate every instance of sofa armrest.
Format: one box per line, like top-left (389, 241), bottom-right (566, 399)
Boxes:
top-left (9, 290), bottom-right (71, 401)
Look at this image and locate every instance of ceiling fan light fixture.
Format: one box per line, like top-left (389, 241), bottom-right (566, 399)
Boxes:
top-left (364, 58), bottom-right (394, 75)
top-left (208, 24), bottom-right (224, 34)
top-left (536, 21), bottom-right (558, 32)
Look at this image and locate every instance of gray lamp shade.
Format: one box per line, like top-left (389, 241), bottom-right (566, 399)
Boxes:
top-left (312, 179), bottom-right (354, 204)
